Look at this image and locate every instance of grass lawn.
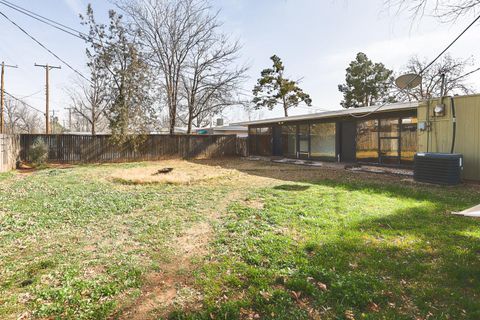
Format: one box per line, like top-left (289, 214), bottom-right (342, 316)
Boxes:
top-left (1, 159), bottom-right (479, 319)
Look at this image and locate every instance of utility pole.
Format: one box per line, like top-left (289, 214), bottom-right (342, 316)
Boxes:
top-left (0, 62), bottom-right (18, 134)
top-left (65, 107), bottom-right (73, 132)
top-left (34, 63), bottom-right (61, 134)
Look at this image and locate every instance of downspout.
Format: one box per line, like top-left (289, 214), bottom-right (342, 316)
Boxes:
top-left (426, 99), bottom-right (430, 153)
top-left (450, 96), bottom-right (456, 154)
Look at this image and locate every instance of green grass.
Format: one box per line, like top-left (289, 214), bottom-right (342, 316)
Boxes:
top-left (170, 180), bottom-right (480, 320)
top-left (0, 163), bottom-right (233, 319)
top-left (1, 161), bottom-right (480, 319)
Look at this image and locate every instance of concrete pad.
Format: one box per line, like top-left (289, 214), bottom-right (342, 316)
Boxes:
top-left (452, 204), bottom-right (480, 217)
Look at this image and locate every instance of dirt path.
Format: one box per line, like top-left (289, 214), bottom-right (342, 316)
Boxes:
top-left (118, 187), bottom-right (247, 320)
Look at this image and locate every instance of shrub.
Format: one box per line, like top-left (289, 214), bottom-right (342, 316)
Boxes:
top-left (28, 138), bottom-right (49, 167)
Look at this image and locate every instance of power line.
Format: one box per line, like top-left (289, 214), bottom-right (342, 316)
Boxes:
top-left (0, 0), bottom-right (86, 40)
top-left (0, 10), bottom-right (92, 84)
top-left (18, 89), bottom-right (43, 99)
top-left (4, 91), bottom-right (45, 115)
top-left (451, 66), bottom-right (480, 82)
top-left (348, 13), bottom-right (480, 119)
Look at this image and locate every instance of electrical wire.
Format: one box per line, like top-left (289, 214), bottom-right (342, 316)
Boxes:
top-left (0, 0), bottom-right (86, 40)
top-left (450, 66), bottom-right (480, 82)
top-left (0, 10), bottom-right (92, 84)
top-left (347, 13), bottom-right (480, 119)
top-left (18, 89), bottom-right (43, 99)
top-left (4, 90), bottom-right (45, 115)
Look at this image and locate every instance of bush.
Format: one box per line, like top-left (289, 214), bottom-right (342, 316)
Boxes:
top-left (28, 138), bottom-right (49, 167)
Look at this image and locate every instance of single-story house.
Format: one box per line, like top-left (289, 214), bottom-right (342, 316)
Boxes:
top-left (235, 93), bottom-right (480, 181)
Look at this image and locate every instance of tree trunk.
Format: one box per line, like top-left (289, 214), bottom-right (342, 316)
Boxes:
top-left (91, 105), bottom-right (96, 136)
top-left (283, 96), bottom-right (288, 117)
top-left (187, 113), bottom-right (193, 135)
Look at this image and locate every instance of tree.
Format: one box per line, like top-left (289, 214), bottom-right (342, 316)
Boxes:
top-left (338, 52), bottom-right (395, 108)
top-left (81, 4), bottom-right (156, 143)
top-left (4, 98), bottom-right (42, 134)
top-left (397, 54), bottom-right (474, 101)
top-left (179, 25), bottom-right (247, 133)
top-left (252, 55), bottom-right (312, 117)
top-left (385, 0), bottom-right (480, 21)
top-left (67, 76), bottom-right (109, 135)
top-left (119, 0), bottom-right (219, 135)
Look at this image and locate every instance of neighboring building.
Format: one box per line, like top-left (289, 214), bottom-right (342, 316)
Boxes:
top-left (236, 94), bottom-right (480, 181)
top-left (156, 127), bottom-right (189, 134)
top-left (196, 125), bottom-right (248, 137)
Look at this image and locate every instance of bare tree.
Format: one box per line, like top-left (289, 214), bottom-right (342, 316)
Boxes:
top-left (397, 54), bottom-right (474, 101)
top-left (4, 98), bottom-right (42, 134)
top-left (67, 76), bottom-right (109, 135)
top-left (179, 23), bottom-right (247, 133)
top-left (385, 0), bottom-right (480, 21)
top-left (119, 0), bottom-right (225, 135)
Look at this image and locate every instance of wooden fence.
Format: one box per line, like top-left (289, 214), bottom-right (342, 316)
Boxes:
top-left (20, 134), bottom-right (243, 164)
top-left (0, 134), bottom-right (20, 172)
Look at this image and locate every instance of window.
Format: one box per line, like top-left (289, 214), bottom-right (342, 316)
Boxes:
top-left (356, 119), bottom-right (379, 163)
top-left (298, 124), bottom-right (309, 157)
top-left (401, 117), bottom-right (417, 164)
top-left (379, 118), bottom-right (400, 164)
top-left (310, 122), bottom-right (336, 158)
top-left (282, 125), bottom-right (297, 157)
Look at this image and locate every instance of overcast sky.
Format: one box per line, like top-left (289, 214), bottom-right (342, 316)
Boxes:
top-left (0, 0), bottom-right (479, 126)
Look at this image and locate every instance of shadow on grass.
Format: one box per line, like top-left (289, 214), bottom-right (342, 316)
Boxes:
top-left (168, 178), bottom-right (480, 320)
top-left (273, 185), bottom-right (310, 192)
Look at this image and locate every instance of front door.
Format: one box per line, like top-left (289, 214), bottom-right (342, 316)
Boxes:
top-left (340, 121), bottom-right (356, 162)
top-left (298, 124), bottom-right (309, 159)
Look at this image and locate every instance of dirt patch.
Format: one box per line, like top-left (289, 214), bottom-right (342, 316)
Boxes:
top-left (119, 222), bottom-right (212, 320)
top-left (110, 160), bottom-right (237, 185)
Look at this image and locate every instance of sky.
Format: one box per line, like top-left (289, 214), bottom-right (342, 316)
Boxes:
top-left (0, 0), bottom-right (479, 127)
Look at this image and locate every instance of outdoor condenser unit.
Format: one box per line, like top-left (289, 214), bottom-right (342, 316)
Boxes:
top-left (414, 153), bottom-right (463, 185)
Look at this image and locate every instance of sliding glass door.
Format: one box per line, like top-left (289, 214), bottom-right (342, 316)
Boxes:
top-left (379, 118), bottom-right (400, 164)
top-left (298, 124), bottom-right (309, 159)
top-left (356, 116), bottom-right (417, 165)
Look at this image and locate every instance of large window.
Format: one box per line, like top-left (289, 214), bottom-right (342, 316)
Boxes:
top-left (249, 126), bottom-right (272, 156)
top-left (282, 125), bottom-right (297, 157)
top-left (356, 116), bottom-right (417, 165)
top-left (356, 119), bottom-right (379, 163)
top-left (310, 122), bottom-right (336, 158)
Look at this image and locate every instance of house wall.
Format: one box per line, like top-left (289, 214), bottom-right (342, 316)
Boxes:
top-left (417, 94), bottom-right (480, 181)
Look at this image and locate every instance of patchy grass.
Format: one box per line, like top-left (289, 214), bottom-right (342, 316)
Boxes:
top-left (1, 159), bottom-right (480, 319)
top-left (169, 175), bottom-right (480, 319)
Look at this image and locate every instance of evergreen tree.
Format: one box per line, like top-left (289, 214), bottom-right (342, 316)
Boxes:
top-left (253, 55), bottom-right (312, 117)
top-left (338, 52), bottom-right (394, 108)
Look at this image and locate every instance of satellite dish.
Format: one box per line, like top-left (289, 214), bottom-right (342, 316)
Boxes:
top-left (395, 73), bottom-right (422, 90)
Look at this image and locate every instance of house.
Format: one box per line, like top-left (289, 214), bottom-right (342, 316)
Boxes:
top-left (235, 94), bottom-right (480, 181)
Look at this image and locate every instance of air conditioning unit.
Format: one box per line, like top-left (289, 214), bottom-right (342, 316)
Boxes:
top-left (414, 153), bottom-right (463, 185)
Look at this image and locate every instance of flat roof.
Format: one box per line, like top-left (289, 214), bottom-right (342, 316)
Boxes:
top-left (233, 101), bottom-right (418, 126)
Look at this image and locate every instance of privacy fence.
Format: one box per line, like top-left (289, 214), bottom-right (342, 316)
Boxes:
top-left (20, 134), bottom-right (248, 164)
top-left (0, 134), bottom-right (20, 172)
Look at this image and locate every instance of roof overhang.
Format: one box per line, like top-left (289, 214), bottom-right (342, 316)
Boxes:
top-left (233, 102), bottom-right (418, 126)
